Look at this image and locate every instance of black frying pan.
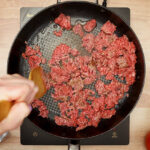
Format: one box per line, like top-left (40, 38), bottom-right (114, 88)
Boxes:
top-left (7, 0), bottom-right (145, 149)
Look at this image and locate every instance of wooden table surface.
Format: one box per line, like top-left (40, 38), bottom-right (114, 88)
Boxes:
top-left (0, 0), bottom-right (150, 149)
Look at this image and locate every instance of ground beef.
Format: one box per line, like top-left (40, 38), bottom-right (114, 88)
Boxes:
top-left (81, 63), bottom-right (97, 85)
top-left (94, 34), bottom-right (108, 51)
top-left (73, 24), bottom-right (84, 37)
top-left (116, 56), bottom-right (128, 68)
top-left (53, 29), bottom-right (62, 37)
top-left (95, 80), bottom-right (108, 95)
top-left (104, 91), bottom-right (119, 109)
top-left (70, 49), bottom-right (80, 56)
top-left (101, 109), bottom-right (116, 119)
top-left (28, 55), bottom-right (42, 69)
top-left (42, 72), bottom-right (53, 90)
top-left (32, 99), bottom-right (49, 118)
top-left (41, 57), bottom-right (46, 64)
top-left (101, 20), bottom-right (116, 34)
top-left (22, 45), bottom-right (46, 69)
top-left (82, 33), bottom-right (95, 53)
top-left (22, 45), bottom-right (37, 57)
top-left (68, 76), bottom-right (84, 92)
top-left (74, 56), bottom-right (92, 68)
top-left (55, 89), bottom-right (105, 131)
top-left (62, 58), bottom-right (78, 74)
top-left (125, 68), bottom-right (136, 85)
top-left (48, 44), bottom-right (71, 66)
top-left (54, 13), bottom-right (72, 30)
top-left (52, 84), bottom-right (73, 101)
top-left (50, 66), bottom-right (70, 84)
top-left (23, 45), bottom-right (42, 57)
top-left (83, 19), bottom-right (97, 32)
top-left (91, 97), bottom-right (105, 112)
top-left (23, 16), bottom-right (136, 132)
top-left (55, 116), bottom-right (76, 127)
top-left (94, 31), bottom-right (117, 51)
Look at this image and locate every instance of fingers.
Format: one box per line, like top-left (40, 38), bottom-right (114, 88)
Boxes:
top-left (0, 74), bottom-right (35, 89)
top-left (0, 74), bottom-right (38, 104)
top-left (0, 74), bottom-right (23, 80)
top-left (0, 83), bottom-right (38, 104)
top-left (0, 102), bottom-right (31, 135)
top-left (0, 74), bottom-right (38, 134)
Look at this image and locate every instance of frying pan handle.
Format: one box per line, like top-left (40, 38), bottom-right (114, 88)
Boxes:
top-left (68, 140), bottom-right (80, 150)
top-left (102, 0), bottom-right (107, 7)
top-left (57, 0), bottom-right (107, 6)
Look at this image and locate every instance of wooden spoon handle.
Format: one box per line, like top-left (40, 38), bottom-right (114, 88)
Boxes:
top-left (0, 101), bottom-right (13, 122)
top-left (0, 67), bottom-right (46, 122)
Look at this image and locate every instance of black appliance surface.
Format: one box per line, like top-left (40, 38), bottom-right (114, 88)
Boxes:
top-left (21, 7), bottom-right (130, 145)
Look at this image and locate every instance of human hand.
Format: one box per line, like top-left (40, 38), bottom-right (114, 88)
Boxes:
top-left (0, 74), bottom-right (38, 135)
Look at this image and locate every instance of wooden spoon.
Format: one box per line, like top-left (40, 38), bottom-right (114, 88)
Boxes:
top-left (28, 66), bottom-right (47, 99)
top-left (0, 66), bottom-right (46, 122)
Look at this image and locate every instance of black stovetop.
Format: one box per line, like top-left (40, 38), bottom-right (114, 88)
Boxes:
top-left (20, 7), bottom-right (130, 145)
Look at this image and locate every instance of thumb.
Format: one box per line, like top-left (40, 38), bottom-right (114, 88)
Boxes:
top-left (0, 102), bottom-right (31, 135)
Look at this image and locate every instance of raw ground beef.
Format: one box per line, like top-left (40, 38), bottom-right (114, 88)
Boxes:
top-left (50, 65), bottom-right (70, 84)
top-left (22, 45), bottom-right (46, 69)
top-left (70, 49), bottom-right (80, 56)
top-left (54, 13), bottom-right (72, 30)
top-left (82, 33), bottom-right (95, 53)
top-left (32, 99), bottom-right (49, 118)
top-left (80, 63), bottom-right (97, 85)
top-left (68, 76), bottom-right (84, 92)
top-left (22, 15), bottom-right (136, 132)
top-left (83, 19), bottom-right (97, 32)
top-left (48, 44), bottom-right (72, 66)
top-left (73, 24), bottom-right (84, 37)
top-left (42, 72), bottom-right (53, 90)
top-left (94, 31), bottom-right (118, 51)
top-left (52, 84), bottom-right (73, 101)
top-left (101, 20), bottom-right (116, 34)
top-left (53, 29), bottom-right (62, 37)
top-left (62, 58), bottom-right (78, 74)
top-left (28, 55), bottom-right (42, 69)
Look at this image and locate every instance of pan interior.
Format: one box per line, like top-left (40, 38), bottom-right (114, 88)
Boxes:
top-left (21, 14), bottom-right (127, 119)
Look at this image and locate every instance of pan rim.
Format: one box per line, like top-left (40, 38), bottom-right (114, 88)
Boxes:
top-left (7, 1), bottom-right (145, 140)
